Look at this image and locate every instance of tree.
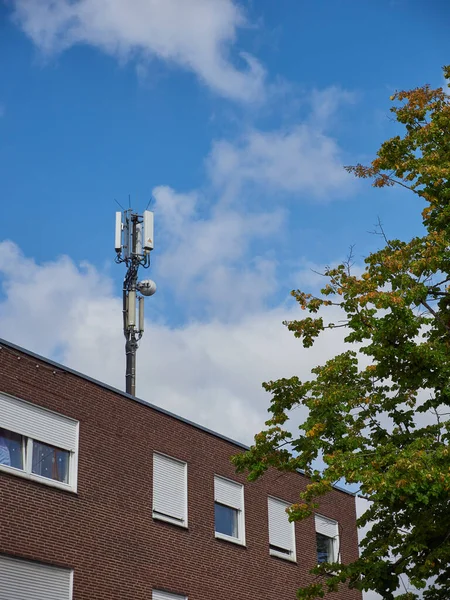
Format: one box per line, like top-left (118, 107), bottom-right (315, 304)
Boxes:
top-left (232, 67), bottom-right (450, 600)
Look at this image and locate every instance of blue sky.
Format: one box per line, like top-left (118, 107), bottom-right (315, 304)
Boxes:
top-left (0, 5), bottom-right (446, 595)
top-left (0, 1), bottom-right (448, 444)
top-left (1, 1), bottom-right (447, 285)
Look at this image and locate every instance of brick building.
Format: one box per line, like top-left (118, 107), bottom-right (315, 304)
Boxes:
top-left (0, 338), bottom-right (362, 600)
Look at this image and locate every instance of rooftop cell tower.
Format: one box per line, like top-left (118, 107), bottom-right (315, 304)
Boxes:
top-left (115, 209), bottom-right (156, 396)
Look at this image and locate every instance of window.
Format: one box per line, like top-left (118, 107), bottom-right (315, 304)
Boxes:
top-left (153, 452), bottom-right (188, 527)
top-left (316, 533), bottom-right (334, 563)
top-left (215, 503), bottom-right (238, 538)
top-left (268, 496), bottom-right (296, 561)
top-left (315, 514), bottom-right (339, 563)
top-left (0, 428), bottom-right (23, 469)
top-left (0, 392), bottom-right (79, 491)
top-left (32, 440), bottom-right (70, 484)
top-left (152, 590), bottom-right (186, 600)
top-left (214, 475), bottom-right (245, 545)
top-left (0, 554), bottom-right (73, 600)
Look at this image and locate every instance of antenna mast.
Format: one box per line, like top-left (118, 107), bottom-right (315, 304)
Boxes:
top-left (115, 208), bottom-right (156, 396)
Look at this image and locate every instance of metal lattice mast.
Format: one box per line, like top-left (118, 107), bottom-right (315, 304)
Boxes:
top-left (115, 209), bottom-right (156, 396)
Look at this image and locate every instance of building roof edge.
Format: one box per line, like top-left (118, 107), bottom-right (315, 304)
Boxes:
top-left (0, 337), bottom-right (355, 497)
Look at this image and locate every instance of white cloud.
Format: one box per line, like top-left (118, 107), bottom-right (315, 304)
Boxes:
top-left (207, 124), bottom-right (353, 201)
top-left (205, 84), bottom-right (355, 200)
top-left (11, 0), bottom-right (266, 102)
top-left (309, 86), bottom-right (356, 127)
top-left (0, 240), bottom-right (349, 444)
top-left (0, 241), bottom-right (116, 358)
top-left (153, 185), bottom-right (284, 319)
top-left (147, 86), bottom-right (356, 314)
top-left (145, 85), bottom-right (357, 321)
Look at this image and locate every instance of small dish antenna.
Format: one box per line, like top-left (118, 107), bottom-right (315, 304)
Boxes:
top-left (137, 280), bottom-right (157, 297)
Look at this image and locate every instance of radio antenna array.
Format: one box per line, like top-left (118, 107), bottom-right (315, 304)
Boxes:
top-left (115, 208), bottom-right (156, 396)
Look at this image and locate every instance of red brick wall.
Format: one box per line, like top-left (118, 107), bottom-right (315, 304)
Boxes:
top-left (0, 344), bottom-right (362, 600)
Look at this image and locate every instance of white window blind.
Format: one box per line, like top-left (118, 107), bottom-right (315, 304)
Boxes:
top-left (214, 476), bottom-right (243, 510)
top-left (152, 590), bottom-right (186, 600)
top-left (268, 497), bottom-right (296, 561)
top-left (0, 393), bottom-right (78, 452)
top-left (0, 555), bottom-right (73, 600)
top-left (315, 514), bottom-right (338, 538)
top-left (153, 453), bottom-right (187, 526)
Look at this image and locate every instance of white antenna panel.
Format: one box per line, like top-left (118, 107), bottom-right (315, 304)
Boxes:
top-left (135, 223), bottom-right (143, 256)
top-left (127, 290), bottom-right (136, 327)
top-left (115, 212), bottom-right (122, 252)
top-left (138, 296), bottom-right (144, 334)
top-left (143, 210), bottom-right (154, 251)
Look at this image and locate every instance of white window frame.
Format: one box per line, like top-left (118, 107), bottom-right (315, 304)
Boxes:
top-left (0, 393), bottom-right (79, 493)
top-left (268, 496), bottom-right (297, 562)
top-left (214, 475), bottom-right (245, 546)
top-left (315, 514), bottom-right (340, 563)
top-left (152, 452), bottom-right (188, 528)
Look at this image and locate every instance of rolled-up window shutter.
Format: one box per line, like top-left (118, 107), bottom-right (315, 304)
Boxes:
top-left (0, 555), bottom-right (73, 600)
top-left (268, 497), bottom-right (296, 560)
top-left (315, 515), bottom-right (338, 538)
top-left (152, 590), bottom-right (186, 600)
top-left (0, 393), bottom-right (78, 451)
top-left (153, 453), bottom-right (187, 524)
top-left (214, 476), bottom-right (243, 510)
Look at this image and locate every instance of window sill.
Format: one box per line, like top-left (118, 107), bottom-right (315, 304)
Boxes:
top-left (215, 532), bottom-right (246, 547)
top-left (270, 549), bottom-right (297, 563)
top-left (153, 512), bottom-right (188, 529)
top-left (0, 463), bottom-right (77, 493)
